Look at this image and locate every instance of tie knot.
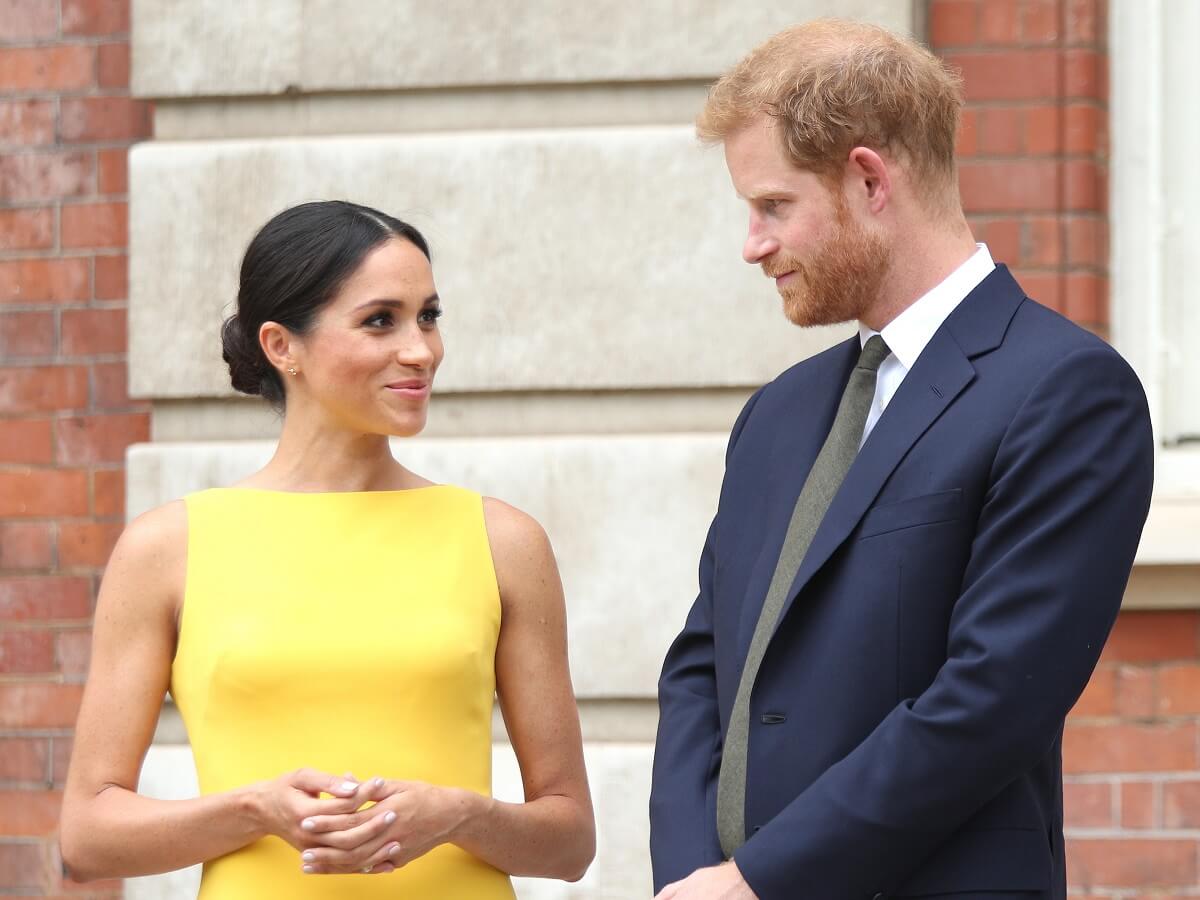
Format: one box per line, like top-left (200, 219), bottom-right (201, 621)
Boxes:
top-left (857, 334), bottom-right (891, 373)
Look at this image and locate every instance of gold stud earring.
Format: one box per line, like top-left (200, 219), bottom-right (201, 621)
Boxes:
top-left (288, 367), bottom-right (298, 376)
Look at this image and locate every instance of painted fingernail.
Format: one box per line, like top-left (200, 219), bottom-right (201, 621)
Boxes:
top-left (341, 781), bottom-right (358, 792)
top-left (373, 777), bottom-right (384, 788)
top-left (301, 818), bottom-right (315, 831)
top-left (383, 811), bottom-right (397, 824)
top-left (387, 842), bottom-right (401, 856)
top-left (303, 865), bottom-right (315, 874)
top-left (301, 851), bottom-right (315, 862)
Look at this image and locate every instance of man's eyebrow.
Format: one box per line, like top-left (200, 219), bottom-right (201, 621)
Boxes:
top-left (352, 293), bottom-right (440, 312)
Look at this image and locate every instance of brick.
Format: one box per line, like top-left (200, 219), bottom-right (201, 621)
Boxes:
top-left (56, 413), bottom-right (147, 464)
top-left (1066, 838), bottom-right (1197, 888)
top-left (92, 254), bottom-right (126, 300)
top-left (1114, 665), bottom-right (1156, 719)
top-left (60, 97), bottom-right (151, 144)
top-left (1065, 49), bottom-right (1102, 99)
top-left (0, 840), bottom-right (48, 891)
top-left (0, 100), bottom-right (54, 148)
top-left (1063, 722), bottom-right (1197, 773)
top-left (956, 107), bottom-right (978, 158)
top-left (92, 467), bottom-right (123, 516)
top-left (1121, 781), bottom-right (1157, 829)
top-left (0, 151), bottom-right (95, 203)
top-left (61, 202), bottom-right (126, 249)
top-left (0, 522), bottom-right (52, 568)
top-left (0, 789), bottom-right (61, 835)
top-left (1065, 0), bottom-right (1101, 45)
top-left (1021, 0), bottom-right (1060, 44)
top-left (1026, 105), bottom-right (1061, 156)
top-left (0, 418), bottom-right (53, 464)
top-left (0, 0), bottom-right (58, 43)
top-left (0, 576), bottom-right (91, 621)
top-left (1065, 103), bottom-right (1105, 156)
top-left (978, 0), bottom-right (1019, 45)
top-left (0, 366), bottom-right (88, 414)
top-left (1071, 666), bottom-right (1115, 717)
top-left (91, 361), bottom-right (130, 409)
top-left (0, 469), bottom-right (89, 517)
top-left (0, 682), bottom-right (83, 728)
top-left (1013, 271), bottom-right (1061, 312)
top-left (1064, 273), bottom-right (1105, 326)
top-left (1163, 781), bottom-right (1200, 829)
top-left (1102, 611), bottom-right (1197, 663)
top-left (929, 1), bottom-right (977, 48)
top-left (0, 207), bottom-right (53, 251)
top-left (943, 50), bottom-right (1059, 102)
top-left (1066, 216), bottom-right (1106, 267)
top-left (1021, 216), bottom-right (1062, 267)
top-left (0, 258), bottom-right (90, 305)
top-left (979, 218), bottom-right (1020, 263)
top-left (1158, 664), bottom-right (1200, 716)
top-left (95, 42), bottom-right (129, 89)
top-left (50, 735), bottom-right (71, 785)
top-left (60, 307), bottom-right (125, 357)
top-left (959, 160), bottom-right (1059, 212)
top-left (978, 107), bottom-right (1023, 156)
top-left (62, 0), bottom-right (131, 36)
top-left (96, 149), bottom-right (126, 195)
top-left (57, 521), bottom-right (122, 568)
top-left (0, 310), bottom-right (55, 358)
top-left (1067, 160), bottom-right (1105, 211)
top-left (56, 629), bottom-right (90, 677)
top-left (1064, 780), bottom-right (1113, 828)
top-left (0, 738), bottom-right (48, 782)
top-left (0, 46), bottom-right (94, 92)
top-left (0, 630), bottom-right (54, 674)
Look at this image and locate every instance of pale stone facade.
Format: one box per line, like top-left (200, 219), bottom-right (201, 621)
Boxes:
top-left (127, 3), bottom-right (915, 897)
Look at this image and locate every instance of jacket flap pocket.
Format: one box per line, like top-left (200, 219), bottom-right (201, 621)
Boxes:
top-left (893, 827), bottom-right (1051, 896)
top-left (859, 489), bottom-right (963, 539)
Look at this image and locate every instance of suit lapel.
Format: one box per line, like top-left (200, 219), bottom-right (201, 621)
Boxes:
top-left (764, 265), bottom-right (1028, 646)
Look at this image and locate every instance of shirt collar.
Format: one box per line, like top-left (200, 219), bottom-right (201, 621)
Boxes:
top-left (858, 243), bottom-right (995, 370)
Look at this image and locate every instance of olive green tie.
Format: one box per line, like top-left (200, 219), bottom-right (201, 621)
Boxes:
top-left (716, 335), bottom-right (892, 857)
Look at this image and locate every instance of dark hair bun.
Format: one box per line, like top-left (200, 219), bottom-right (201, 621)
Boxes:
top-left (220, 314), bottom-right (281, 402)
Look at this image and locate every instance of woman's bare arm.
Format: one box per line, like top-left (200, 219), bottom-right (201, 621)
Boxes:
top-left (59, 501), bottom-right (370, 881)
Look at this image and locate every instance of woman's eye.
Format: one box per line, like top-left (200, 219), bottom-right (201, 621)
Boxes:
top-left (419, 308), bottom-right (443, 325)
top-left (363, 312), bottom-right (392, 328)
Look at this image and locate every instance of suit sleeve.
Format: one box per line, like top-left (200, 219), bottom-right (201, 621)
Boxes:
top-left (650, 386), bottom-right (766, 891)
top-left (734, 345), bottom-right (1155, 900)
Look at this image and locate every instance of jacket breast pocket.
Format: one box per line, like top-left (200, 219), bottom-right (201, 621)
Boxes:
top-left (858, 488), bottom-right (963, 539)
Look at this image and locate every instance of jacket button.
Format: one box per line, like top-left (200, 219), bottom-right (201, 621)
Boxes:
top-left (760, 713), bottom-right (787, 724)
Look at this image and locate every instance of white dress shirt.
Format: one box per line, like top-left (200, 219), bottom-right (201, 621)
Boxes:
top-left (859, 244), bottom-right (995, 446)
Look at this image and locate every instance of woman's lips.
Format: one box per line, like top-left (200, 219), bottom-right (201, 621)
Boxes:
top-left (385, 381), bottom-right (430, 398)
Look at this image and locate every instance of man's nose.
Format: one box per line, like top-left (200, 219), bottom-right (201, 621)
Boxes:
top-left (742, 221), bottom-right (779, 264)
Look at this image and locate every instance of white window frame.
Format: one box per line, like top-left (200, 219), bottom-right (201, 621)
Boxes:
top-left (1110, 0), bottom-right (1200, 565)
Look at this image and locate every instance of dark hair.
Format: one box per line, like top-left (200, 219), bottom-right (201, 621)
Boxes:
top-left (221, 200), bottom-right (431, 407)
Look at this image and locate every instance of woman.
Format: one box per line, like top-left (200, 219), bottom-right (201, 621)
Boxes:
top-left (60, 201), bottom-right (595, 897)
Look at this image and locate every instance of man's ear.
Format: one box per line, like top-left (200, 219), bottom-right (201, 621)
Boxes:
top-left (846, 146), bottom-right (891, 215)
top-left (259, 321), bottom-right (298, 377)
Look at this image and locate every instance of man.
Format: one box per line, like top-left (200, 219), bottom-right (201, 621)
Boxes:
top-left (650, 19), bottom-right (1153, 900)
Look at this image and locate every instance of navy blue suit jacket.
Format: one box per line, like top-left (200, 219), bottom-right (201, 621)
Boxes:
top-left (649, 267), bottom-right (1154, 900)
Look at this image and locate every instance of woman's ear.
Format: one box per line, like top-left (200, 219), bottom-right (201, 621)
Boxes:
top-left (259, 321), bottom-right (298, 377)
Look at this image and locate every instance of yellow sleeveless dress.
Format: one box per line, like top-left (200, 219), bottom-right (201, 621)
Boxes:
top-left (172, 486), bottom-right (516, 899)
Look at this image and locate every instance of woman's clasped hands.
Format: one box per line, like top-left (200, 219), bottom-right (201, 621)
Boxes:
top-left (255, 769), bottom-right (480, 876)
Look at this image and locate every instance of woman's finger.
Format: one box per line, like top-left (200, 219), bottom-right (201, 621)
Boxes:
top-left (303, 807), bottom-right (397, 850)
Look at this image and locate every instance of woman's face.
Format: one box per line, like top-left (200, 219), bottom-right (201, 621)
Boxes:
top-left (289, 237), bottom-right (444, 437)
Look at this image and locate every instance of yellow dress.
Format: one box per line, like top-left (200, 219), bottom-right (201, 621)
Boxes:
top-left (172, 486), bottom-right (516, 899)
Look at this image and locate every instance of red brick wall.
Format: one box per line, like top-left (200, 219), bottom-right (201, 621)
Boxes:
top-left (0, 0), bottom-right (147, 896)
top-left (930, 0), bottom-right (1200, 895)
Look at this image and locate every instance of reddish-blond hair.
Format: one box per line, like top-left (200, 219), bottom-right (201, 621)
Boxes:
top-left (699, 19), bottom-right (964, 199)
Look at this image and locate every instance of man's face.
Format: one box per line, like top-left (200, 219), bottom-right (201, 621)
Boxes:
top-left (724, 115), bottom-right (890, 327)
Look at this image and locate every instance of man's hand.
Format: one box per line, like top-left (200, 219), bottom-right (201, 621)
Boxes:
top-left (654, 861), bottom-right (758, 899)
